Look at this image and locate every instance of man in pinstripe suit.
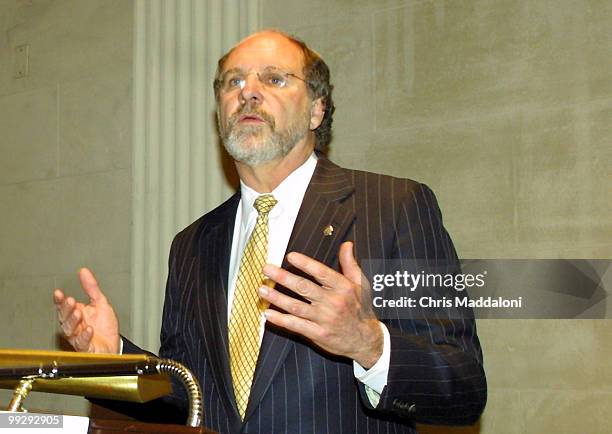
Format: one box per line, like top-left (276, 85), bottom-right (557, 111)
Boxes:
top-left (55, 30), bottom-right (486, 433)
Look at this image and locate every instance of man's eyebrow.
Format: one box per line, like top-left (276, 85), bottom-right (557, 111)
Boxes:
top-left (220, 67), bottom-right (244, 76)
top-left (221, 65), bottom-right (285, 75)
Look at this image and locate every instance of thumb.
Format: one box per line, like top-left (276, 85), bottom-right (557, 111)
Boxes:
top-left (339, 242), bottom-right (362, 286)
top-left (339, 242), bottom-right (375, 318)
top-left (78, 268), bottom-right (106, 305)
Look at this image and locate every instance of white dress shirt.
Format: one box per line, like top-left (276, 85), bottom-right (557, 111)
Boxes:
top-left (226, 152), bottom-right (391, 404)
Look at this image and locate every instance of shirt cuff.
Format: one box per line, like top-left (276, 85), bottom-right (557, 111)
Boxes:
top-left (353, 321), bottom-right (390, 395)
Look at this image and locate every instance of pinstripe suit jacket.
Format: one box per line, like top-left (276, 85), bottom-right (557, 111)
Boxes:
top-left (128, 156), bottom-right (486, 433)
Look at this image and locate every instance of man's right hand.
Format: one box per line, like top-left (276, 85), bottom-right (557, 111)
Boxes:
top-left (53, 268), bottom-right (120, 354)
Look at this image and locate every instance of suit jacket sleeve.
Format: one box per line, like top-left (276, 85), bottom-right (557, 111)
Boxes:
top-left (358, 182), bottom-right (487, 425)
top-left (95, 258), bottom-right (189, 425)
top-left (122, 235), bottom-right (191, 411)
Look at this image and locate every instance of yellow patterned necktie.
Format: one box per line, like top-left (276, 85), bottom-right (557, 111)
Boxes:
top-left (229, 194), bottom-right (277, 420)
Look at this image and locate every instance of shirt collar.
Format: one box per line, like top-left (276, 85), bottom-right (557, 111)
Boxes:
top-left (239, 152), bottom-right (318, 223)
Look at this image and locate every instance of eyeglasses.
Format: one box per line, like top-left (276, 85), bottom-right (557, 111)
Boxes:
top-left (216, 67), bottom-right (307, 93)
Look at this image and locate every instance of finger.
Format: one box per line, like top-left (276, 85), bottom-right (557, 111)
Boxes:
top-left (285, 252), bottom-right (351, 291)
top-left (338, 242), bottom-right (362, 286)
top-left (72, 326), bottom-right (94, 352)
top-left (53, 289), bottom-right (68, 321)
top-left (79, 268), bottom-right (107, 305)
top-left (61, 308), bottom-right (85, 337)
top-left (263, 309), bottom-right (321, 341)
top-left (263, 263), bottom-right (325, 302)
top-left (259, 285), bottom-right (317, 321)
top-left (53, 289), bottom-right (65, 305)
top-left (56, 296), bottom-right (77, 324)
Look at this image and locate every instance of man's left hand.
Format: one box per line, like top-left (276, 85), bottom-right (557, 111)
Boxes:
top-left (260, 241), bottom-right (383, 369)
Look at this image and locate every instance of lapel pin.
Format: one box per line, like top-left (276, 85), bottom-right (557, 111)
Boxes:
top-left (323, 224), bottom-right (334, 236)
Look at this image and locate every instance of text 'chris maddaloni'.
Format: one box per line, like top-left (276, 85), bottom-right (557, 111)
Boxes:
top-left (370, 270), bottom-right (523, 309)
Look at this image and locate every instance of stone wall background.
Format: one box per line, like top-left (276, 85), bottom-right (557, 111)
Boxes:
top-left (260, 1), bottom-right (612, 433)
top-left (0, 0), bottom-right (132, 414)
top-left (0, 1), bottom-right (610, 432)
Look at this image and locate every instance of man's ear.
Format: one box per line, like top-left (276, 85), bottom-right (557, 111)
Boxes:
top-left (309, 97), bottom-right (325, 130)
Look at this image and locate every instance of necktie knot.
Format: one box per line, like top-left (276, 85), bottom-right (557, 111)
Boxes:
top-left (254, 194), bottom-right (277, 215)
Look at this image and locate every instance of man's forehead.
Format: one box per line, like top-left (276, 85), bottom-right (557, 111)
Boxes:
top-left (223, 32), bottom-right (304, 71)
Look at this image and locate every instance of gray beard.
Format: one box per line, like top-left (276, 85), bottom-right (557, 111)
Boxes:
top-left (219, 106), bottom-right (310, 167)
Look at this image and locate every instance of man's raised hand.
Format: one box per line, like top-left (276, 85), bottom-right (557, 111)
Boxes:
top-left (53, 268), bottom-right (120, 354)
top-left (259, 242), bottom-right (383, 368)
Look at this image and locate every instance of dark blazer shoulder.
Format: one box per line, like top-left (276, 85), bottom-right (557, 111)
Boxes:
top-left (318, 157), bottom-right (457, 267)
top-left (169, 192), bottom-right (240, 257)
top-left (318, 156), bottom-right (431, 200)
top-left (319, 157), bottom-right (445, 227)
top-left (347, 166), bottom-right (432, 199)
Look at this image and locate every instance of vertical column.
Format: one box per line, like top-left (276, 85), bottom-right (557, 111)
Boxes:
top-left (132, 0), bottom-right (260, 352)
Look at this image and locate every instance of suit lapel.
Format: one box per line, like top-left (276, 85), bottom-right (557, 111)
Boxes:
top-left (195, 193), bottom-right (242, 421)
top-left (244, 157), bottom-right (356, 421)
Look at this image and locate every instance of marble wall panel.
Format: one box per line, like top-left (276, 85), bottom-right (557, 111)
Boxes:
top-left (0, 169), bottom-right (130, 277)
top-left (516, 100), bottom-right (612, 252)
top-left (0, 86), bottom-right (57, 184)
top-left (521, 389), bottom-right (612, 434)
top-left (373, 0), bottom-right (612, 129)
top-left (59, 73), bottom-right (131, 176)
top-left (0, 0), bottom-right (132, 96)
top-left (0, 275), bottom-right (57, 349)
top-left (478, 319), bottom-right (612, 391)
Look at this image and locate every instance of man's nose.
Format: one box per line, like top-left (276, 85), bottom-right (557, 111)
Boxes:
top-left (239, 74), bottom-right (263, 105)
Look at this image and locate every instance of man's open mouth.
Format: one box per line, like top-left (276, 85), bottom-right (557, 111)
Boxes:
top-left (238, 114), bottom-right (265, 123)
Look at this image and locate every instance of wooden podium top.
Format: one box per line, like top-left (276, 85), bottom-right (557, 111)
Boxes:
top-left (88, 418), bottom-right (216, 434)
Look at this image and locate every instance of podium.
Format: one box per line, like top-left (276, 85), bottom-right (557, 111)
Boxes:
top-left (0, 349), bottom-right (216, 434)
top-left (88, 419), bottom-right (216, 433)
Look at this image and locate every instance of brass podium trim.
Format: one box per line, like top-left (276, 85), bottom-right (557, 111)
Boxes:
top-left (0, 349), bottom-right (203, 428)
top-left (0, 349), bottom-right (171, 402)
